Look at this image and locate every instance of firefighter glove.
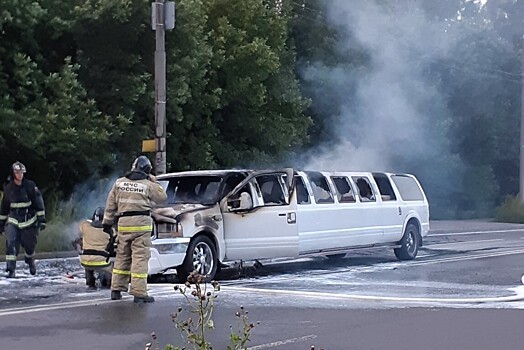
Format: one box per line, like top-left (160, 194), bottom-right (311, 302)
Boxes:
top-left (103, 224), bottom-right (113, 235)
top-left (37, 217), bottom-right (46, 231)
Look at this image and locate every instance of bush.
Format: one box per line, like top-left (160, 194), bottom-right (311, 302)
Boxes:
top-left (494, 195), bottom-right (524, 223)
top-left (0, 219), bottom-right (78, 255)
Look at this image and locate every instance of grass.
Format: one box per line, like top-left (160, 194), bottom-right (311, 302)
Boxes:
top-left (0, 219), bottom-right (80, 253)
top-left (494, 195), bottom-right (524, 224)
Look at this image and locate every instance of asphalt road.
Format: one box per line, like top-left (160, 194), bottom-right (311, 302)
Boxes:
top-left (2, 220), bottom-right (524, 350)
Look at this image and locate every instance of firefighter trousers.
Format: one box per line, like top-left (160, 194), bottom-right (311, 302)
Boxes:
top-left (5, 224), bottom-right (38, 272)
top-left (111, 231), bottom-right (151, 297)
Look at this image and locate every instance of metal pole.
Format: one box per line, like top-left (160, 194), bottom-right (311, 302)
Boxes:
top-left (154, 0), bottom-right (167, 175)
top-left (519, 36), bottom-right (524, 202)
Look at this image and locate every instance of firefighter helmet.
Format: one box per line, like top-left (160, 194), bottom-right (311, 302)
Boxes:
top-left (11, 161), bottom-right (26, 174)
top-left (131, 156), bottom-right (152, 175)
top-left (91, 207), bottom-right (105, 228)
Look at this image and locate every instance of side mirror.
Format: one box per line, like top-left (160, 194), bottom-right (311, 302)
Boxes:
top-left (227, 192), bottom-right (253, 212)
top-left (239, 192), bottom-right (253, 210)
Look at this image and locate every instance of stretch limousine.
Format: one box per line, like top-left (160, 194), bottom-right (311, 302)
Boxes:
top-left (148, 168), bottom-right (429, 281)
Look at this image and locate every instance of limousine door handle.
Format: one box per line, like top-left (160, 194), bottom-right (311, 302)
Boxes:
top-left (398, 207), bottom-right (402, 215)
top-left (278, 212), bottom-right (297, 224)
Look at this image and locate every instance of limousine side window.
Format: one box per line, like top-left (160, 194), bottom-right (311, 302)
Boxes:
top-left (391, 175), bottom-right (424, 201)
top-left (256, 174), bottom-right (287, 205)
top-left (331, 176), bottom-right (356, 203)
top-left (306, 171), bottom-right (334, 204)
top-left (295, 176), bottom-right (311, 205)
top-left (372, 173), bottom-right (397, 201)
top-left (352, 176), bottom-right (376, 202)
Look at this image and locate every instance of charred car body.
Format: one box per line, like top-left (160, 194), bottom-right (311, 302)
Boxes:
top-left (149, 168), bottom-right (430, 281)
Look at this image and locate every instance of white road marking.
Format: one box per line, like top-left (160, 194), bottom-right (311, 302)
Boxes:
top-left (219, 285), bottom-right (524, 304)
top-left (0, 289), bottom-right (176, 317)
top-left (405, 248), bottom-right (524, 267)
top-left (0, 298), bottom-right (115, 316)
top-left (430, 228), bottom-right (524, 236)
top-left (426, 238), bottom-right (504, 247)
top-left (247, 335), bottom-right (317, 349)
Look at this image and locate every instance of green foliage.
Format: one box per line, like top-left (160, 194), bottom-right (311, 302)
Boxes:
top-left (0, 0), bottom-right (131, 196)
top-left (495, 196), bottom-right (524, 224)
top-left (166, 0), bottom-right (311, 170)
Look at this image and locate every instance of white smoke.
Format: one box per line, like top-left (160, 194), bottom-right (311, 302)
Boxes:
top-left (302, 1), bottom-right (459, 173)
top-left (53, 175), bottom-right (118, 246)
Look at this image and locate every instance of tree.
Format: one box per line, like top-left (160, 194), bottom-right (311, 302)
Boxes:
top-left (165, 0), bottom-right (310, 170)
top-left (0, 0), bottom-right (129, 199)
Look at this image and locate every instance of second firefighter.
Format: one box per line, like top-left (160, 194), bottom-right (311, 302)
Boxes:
top-left (0, 161), bottom-right (46, 278)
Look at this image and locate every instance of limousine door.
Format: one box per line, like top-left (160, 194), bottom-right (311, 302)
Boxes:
top-left (372, 173), bottom-right (406, 243)
top-left (221, 170), bottom-right (299, 261)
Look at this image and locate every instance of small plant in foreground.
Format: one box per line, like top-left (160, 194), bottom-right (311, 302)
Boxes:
top-left (146, 271), bottom-right (257, 350)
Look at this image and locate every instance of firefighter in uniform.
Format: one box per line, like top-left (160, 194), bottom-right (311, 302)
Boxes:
top-left (103, 156), bottom-right (166, 303)
top-left (78, 207), bottom-right (114, 289)
top-left (0, 161), bottom-right (46, 278)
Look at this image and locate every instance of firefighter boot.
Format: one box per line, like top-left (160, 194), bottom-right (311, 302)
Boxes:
top-left (85, 270), bottom-right (96, 290)
top-left (111, 290), bottom-right (122, 300)
top-left (6, 261), bottom-right (16, 278)
top-left (133, 295), bottom-right (155, 303)
top-left (26, 257), bottom-right (36, 276)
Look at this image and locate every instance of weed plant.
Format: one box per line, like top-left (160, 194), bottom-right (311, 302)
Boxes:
top-left (146, 271), bottom-right (257, 350)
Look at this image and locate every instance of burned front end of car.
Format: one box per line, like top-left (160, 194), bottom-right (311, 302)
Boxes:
top-left (147, 171), bottom-right (239, 275)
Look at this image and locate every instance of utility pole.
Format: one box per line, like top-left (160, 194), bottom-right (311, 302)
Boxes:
top-left (152, 1), bottom-right (175, 175)
top-left (520, 36), bottom-right (524, 203)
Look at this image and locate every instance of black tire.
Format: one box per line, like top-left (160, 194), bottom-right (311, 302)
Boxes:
top-left (326, 253), bottom-right (346, 260)
top-left (177, 235), bottom-right (218, 283)
top-left (394, 222), bottom-right (420, 260)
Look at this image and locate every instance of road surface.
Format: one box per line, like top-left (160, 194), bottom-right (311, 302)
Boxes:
top-left (1, 220), bottom-right (524, 349)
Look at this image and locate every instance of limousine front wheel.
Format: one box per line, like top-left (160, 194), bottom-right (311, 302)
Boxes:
top-left (394, 222), bottom-right (420, 260)
top-left (177, 236), bottom-right (217, 283)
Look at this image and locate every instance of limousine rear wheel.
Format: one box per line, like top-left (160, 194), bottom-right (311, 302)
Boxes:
top-left (394, 222), bottom-right (420, 260)
top-left (177, 236), bottom-right (217, 283)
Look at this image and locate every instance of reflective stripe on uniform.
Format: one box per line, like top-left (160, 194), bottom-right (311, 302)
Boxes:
top-left (24, 252), bottom-right (34, 258)
top-left (113, 269), bottom-right (131, 275)
top-left (7, 215), bottom-right (37, 228)
top-left (131, 272), bottom-right (148, 279)
top-left (6, 255), bottom-right (17, 261)
top-left (118, 198), bottom-right (150, 205)
top-left (10, 201), bottom-right (32, 208)
top-left (0, 215), bottom-right (7, 220)
top-left (82, 261), bottom-right (111, 267)
top-left (118, 225), bottom-right (152, 233)
top-left (36, 210), bottom-right (45, 216)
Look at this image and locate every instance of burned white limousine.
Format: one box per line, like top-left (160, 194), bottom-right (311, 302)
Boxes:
top-left (148, 168), bottom-right (429, 281)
